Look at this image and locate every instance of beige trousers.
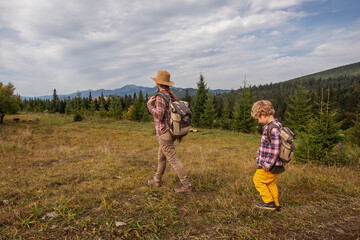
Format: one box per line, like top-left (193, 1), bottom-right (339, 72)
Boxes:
top-left (154, 131), bottom-right (191, 186)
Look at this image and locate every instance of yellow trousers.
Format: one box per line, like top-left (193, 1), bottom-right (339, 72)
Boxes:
top-left (253, 169), bottom-right (280, 206)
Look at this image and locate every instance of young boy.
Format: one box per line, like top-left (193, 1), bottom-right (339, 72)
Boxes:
top-left (251, 100), bottom-right (285, 211)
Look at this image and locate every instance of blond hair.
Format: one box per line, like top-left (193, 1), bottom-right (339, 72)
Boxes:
top-left (251, 100), bottom-right (275, 119)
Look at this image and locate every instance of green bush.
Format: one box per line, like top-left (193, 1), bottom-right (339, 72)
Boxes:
top-left (73, 114), bottom-right (83, 122)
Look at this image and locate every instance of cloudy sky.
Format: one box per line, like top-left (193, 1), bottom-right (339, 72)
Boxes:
top-left (1, 0), bottom-right (359, 97)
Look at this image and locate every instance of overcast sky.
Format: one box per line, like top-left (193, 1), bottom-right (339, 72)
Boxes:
top-left (1, 0), bottom-right (359, 97)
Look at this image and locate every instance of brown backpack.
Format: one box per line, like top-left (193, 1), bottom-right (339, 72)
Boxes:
top-left (156, 92), bottom-right (192, 139)
top-left (267, 124), bottom-right (296, 163)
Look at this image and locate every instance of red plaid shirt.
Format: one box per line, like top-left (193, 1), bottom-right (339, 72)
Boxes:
top-left (256, 119), bottom-right (284, 170)
top-left (147, 90), bottom-right (171, 137)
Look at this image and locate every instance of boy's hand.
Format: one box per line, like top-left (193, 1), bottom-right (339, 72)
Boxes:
top-left (262, 166), bottom-right (269, 171)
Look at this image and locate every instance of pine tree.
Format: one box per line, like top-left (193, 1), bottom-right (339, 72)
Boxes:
top-left (220, 97), bottom-right (233, 130)
top-left (131, 90), bottom-right (148, 121)
top-left (99, 100), bottom-right (107, 118)
top-left (124, 95), bottom-right (132, 110)
top-left (72, 92), bottom-right (85, 120)
top-left (182, 89), bottom-right (192, 105)
top-left (99, 92), bottom-right (106, 112)
top-left (89, 99), bottom-right (97, 116)
top-left (348, 104), bottom-right (360, 146)
top-left (65, 97), bottom-right (73, 115)
top-left (52, 88), bottom-right (59, 113)
top-left (232, 85), bottom-right (256, 133)
top-left (295, 88), bottom-right (342, 164)
top-left (108, 96), bottom-right (123, 120)
top-left (286, 83), bottom-right (312, 134)
top-left (199, 94), bottom-right (216, 128)
top-left (192, 74), bottom-right (209, 126)
top-left (348, 114), bottom-right (360, 146)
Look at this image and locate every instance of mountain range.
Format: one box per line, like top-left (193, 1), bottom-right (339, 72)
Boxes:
top-left (26, 85), bottom-right (230, 100)
top-left (25, 61), bottom-right (360, 100)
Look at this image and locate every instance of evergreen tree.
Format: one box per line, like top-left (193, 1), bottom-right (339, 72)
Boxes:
top-left (286, 83), bottom-right (312, 134)
top-left (131, 90), bottom-right (148, 121)
top-left (65, 98), bottom-right (73, 115)
top-left (124, 95), bottom-right (132, 110)
top-left (232, 85), bottom-right (256, 133)
top-left (99, 100), bottom-right (107, 118)
top-left (99, 92), bottom-right (106, 110)
top-left (108, 96), bottom-right (123, 119)
top-left (192, 74), bottom-right (209, 126)
top-left (72, 92), bottom-right (85, 119)
top-left (348, 115), bottom-right (360, 146)
top-left (199, 94), bottom-right (216, 128)
top-left (89, 99), bottom-right (97, 116)
top-left (295, 88), bottom-right (342, 164)
top-left (220, 97), bottom-right (233, 130)
top-left (52, 88), bottom-right (59, 113)
top-left (182, 89), bottom-right (192, 105)
top-left (131, 91), bottom-right (141, 121)
top-left (347, 104), bottom-right (360, 146)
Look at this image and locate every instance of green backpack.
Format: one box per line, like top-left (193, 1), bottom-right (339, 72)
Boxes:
top-left (267, 124), bottom-right (296, 163)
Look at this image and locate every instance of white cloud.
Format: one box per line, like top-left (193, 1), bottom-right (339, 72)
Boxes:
top-left (0, 0), bottom-right (359, 96)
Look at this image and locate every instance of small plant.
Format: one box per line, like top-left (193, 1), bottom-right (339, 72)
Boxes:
top-left (74, 113), bottom-right (83, 121)
top-left (18, 214), bottom-right (36, 228)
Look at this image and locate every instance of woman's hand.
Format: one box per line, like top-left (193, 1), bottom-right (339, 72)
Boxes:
top-left (148, 96), bottom-right (156, 104)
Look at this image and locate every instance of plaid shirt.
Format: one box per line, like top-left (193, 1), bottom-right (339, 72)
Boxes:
top-left (147, 90), bottom-right (171, 137)
top-left (256, 119), bottom-right (284, 170)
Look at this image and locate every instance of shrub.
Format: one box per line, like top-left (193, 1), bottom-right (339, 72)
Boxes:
top-left (73, 114), bottom-right (83, 122)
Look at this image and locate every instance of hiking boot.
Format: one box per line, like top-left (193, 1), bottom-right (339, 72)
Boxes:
top-left (146, 179), bottom-right (161, 187)
top-left (171, 184), bottom-right (192, 194)
top-left (255, 201), bottom-right (276, 210)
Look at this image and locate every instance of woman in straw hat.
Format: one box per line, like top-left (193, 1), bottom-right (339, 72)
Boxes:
top-left (146, 70), bottom-right (192, 193)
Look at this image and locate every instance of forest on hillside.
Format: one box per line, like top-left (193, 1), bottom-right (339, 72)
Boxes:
top-left (251, 75), bottom-right (360, 129)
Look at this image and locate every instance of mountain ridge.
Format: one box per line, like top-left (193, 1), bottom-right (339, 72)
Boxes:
top-left (24, 85), bottom-right (231, 100)
top-left (23, 61), bottom-right (360, 100)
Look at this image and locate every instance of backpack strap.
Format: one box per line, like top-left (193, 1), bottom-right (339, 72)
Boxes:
top-left (266, 124), bottom-right (280, 143)
top-left (156, 92), bottom-right (171, 103)
top-left (155, 91), bottom-right (171, 131)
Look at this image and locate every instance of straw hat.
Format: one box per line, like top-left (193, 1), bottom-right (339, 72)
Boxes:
top-left (151, 70), bottom-right (174, 86)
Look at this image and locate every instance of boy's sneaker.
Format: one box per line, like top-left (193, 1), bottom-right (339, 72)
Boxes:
top-left (255, 201), bottom-right (277, 210)
top-left (171, 184), bottom-right (192, 194)
top-left (146, 179), bottom-right (161, 187)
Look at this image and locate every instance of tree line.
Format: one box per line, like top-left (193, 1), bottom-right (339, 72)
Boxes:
top-left (1, 73), bottom-right (360, 166)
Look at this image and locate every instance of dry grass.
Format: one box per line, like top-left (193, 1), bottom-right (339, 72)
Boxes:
top-left (1, 113), bottom-right (359, 239)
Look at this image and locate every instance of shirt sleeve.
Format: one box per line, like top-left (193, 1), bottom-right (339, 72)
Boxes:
top-left (263, 127), bottom-right (281, 170)
top-left (147, 95), bottom-right (166, 120)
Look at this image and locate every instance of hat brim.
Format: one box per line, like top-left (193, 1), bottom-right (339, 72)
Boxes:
top-left (151, 77), bottom-right (174, 86)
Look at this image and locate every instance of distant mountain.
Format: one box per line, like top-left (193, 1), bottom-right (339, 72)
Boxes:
top-left (25, 85), bottom-right (231, 100)
top-left (288, 61), bottom-right (360, 82)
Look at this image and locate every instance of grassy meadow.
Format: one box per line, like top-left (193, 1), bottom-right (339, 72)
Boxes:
top-left (1, 113), bottom-right (359, 239)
